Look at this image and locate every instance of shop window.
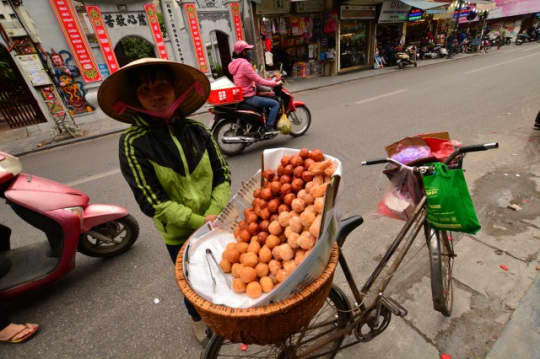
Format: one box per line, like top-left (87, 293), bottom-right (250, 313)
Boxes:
top-left (339, 20), bottom-right (369, 70)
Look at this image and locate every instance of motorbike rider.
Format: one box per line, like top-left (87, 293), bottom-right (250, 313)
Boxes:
top-left (97, 58), bottom-right (231, 345)
top-left (228, 40), bottom-right (282, 134)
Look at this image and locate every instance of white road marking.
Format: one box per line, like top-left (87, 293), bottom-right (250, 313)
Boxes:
top-left (67, 168), bottom-right (121, 187)
top-left (355, 89), bottom-right (408, 105)
top-left (464, 52), bottom-right (540, 74)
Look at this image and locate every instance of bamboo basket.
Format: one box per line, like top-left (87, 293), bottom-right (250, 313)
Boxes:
top-left (176, 242), bottom-right (339, 345)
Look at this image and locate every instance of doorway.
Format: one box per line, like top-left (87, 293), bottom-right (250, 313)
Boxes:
top-left (114, 36), bottom-right (156, 67)
top-left (208, 30), bottom-right (232, 79)
top-left (0, 45), bottom-right (46, 130)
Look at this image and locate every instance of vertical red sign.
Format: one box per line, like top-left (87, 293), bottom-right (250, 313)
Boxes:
top-left (229, 3), bottom-right (244, 41)
top-left (144, 4), bottom-right (169, 60)
top-left (184, 3), bottom-right (209, 73)
top-left (85, 6), bottom-right (120, 74)
top-left (48, 0), bottom-right (101, 82)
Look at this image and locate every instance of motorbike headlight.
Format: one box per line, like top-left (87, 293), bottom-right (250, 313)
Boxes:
top-left (64, 206), bottom-right (84, 229)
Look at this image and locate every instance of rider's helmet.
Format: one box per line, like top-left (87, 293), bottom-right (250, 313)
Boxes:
top-left (233, 40), bottom-right (254, 55)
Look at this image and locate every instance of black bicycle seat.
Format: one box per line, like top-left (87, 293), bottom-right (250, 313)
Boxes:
top-left (336, 216), bottom-right (364, 247)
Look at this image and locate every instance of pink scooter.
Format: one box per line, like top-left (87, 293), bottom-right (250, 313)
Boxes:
top-left (0, 152), bottom-right (139, 299)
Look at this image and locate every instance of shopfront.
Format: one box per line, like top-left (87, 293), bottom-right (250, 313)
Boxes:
top-left (338, 4), bottom-right (376, 72)
top-left (256, 0), bottom-right (335, 79)
top-left (377, 0), bottom-right (410, 61)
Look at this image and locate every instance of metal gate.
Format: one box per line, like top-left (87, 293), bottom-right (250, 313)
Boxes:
top-left (0, 46), bottom-right (47, 129)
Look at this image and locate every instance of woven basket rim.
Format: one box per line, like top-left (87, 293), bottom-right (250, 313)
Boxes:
top-left (176, 241), bottom-right (339, 319)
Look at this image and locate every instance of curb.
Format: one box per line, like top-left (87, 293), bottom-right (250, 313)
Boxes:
top-left (13, 52), bottom-right (479, 157)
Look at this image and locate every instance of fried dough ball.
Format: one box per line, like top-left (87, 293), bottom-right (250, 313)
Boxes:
top-left (246, 281), bottom-right (262, 299)
top-left (260, 276), bottom-right (274, 293)
top-left (233, 278), bottom-right (246, 293)
top-left (220, 258), bottom-right (232, 273)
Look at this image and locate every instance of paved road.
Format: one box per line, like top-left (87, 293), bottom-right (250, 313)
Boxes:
top-left (2, 43), bottom-right (539, 358)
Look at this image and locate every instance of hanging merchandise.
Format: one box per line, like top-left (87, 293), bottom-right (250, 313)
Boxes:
top-left (279, 18), bottom-right (288, 35)
top-left (265, 51), bottom-right (274, 66)
top-left (291, 17), bottom-right (301, 36)
top-left (265, 37), bottom-right (272, 52)
top-left (324, 11), bottom-right (338, 34)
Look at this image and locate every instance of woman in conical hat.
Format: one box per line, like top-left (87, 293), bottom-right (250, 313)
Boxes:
top-left (98, 59), bottom-right (231, 345)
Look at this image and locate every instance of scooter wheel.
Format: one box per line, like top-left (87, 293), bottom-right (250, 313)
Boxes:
top-left (78, 214), bottom-right (139, 257)
top-left (288, 105), bottom-right (311, 137)
top-left (212, 118), bottom-right (247, 156)
top-left (398, 62), bottom-right (404, 69)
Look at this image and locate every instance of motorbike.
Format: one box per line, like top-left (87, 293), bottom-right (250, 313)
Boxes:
top-left (0, 152), bottom-right (139, 299)
top-left (435, 45), bottom-right (448, 58)
top-left (418, 45), bottom-right (437, 59)
top-left (396, 45), bottom-right (418, 69)
top-left (210, 74), bottom-right (311, 156)
top-left (516, 33), bottom-right (530, 45)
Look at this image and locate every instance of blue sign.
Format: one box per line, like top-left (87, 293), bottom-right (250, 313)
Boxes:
top-left (408, 8), bottom-right (423, 22)
top-left (98, 64), bottom-right (110, 79)
top-left (453, 6), bottom-right (470, 19)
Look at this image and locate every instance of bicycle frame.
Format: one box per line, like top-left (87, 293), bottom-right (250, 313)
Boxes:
top-left (297, 196), bottom-right (428, 358)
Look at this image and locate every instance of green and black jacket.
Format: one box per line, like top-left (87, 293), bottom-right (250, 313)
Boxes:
top-left (119, 115), bottom-right (231, 245)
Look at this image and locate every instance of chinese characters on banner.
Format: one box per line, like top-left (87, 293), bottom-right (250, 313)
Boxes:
top-left (229, 3), bottom-right (244, 41)
top-left (103, 13), bottom-right (147, 28)
top-left (184, 4), bottom-right (208, 73)
top-left (48, 0), bottom-right (101, 82)
top-left (144, 4), bottom-right (169, 59)
top-left (85, 6), bottom-right (120, 74)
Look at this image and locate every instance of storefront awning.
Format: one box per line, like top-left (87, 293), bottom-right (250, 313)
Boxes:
top-left (399, 0), bottom-right (447, 10)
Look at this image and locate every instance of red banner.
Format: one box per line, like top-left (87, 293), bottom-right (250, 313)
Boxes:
top-left (184, 3), bottom-right (208, 73)
top-left (229, 2), bottom-right (244, 41)
top-left (48, 0), bottom-right (101, 82)
top-left (85, 6), bottom-right (119, 74)
top-left (144, 4), bottom-right (169, 60)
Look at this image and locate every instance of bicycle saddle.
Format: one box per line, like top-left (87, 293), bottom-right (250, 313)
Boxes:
top-left (336, 215), bottom-right (363, 247)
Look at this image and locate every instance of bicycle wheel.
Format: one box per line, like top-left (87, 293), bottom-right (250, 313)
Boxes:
top-left (202, 285), bottom-right (352, 359)
top-left (426, 226), bottom-right (454, 317)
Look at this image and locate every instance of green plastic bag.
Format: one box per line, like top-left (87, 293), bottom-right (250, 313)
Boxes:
top-left (422, 162), bottom-right (481, 234)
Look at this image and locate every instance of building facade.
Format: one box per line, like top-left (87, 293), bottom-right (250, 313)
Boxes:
top-left (0, 0), bottom-right (248, 137)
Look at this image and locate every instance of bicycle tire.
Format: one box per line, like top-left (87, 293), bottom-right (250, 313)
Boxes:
top-left (426, 226), bottom-right (454, 317)
top-left (202, 285), bottom-right (352, 359)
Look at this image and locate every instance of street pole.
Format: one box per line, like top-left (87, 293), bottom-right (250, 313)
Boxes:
top-left (478, 11), bottom-right (488, 51)
top-left (448, 0), bottom-right (464, 57)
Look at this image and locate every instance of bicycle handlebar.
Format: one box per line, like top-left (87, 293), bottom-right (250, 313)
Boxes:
top-left (361, 142), bottom-right (499, 168)
top-left (360, 159), bottom-right (388, 166)
top-left (444, 142), bottom-right (498, 164)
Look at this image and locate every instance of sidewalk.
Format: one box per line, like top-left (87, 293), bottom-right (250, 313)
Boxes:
top-left (486, 273), bottom-right (540, 359)
top-left (0, 52), bottom-right (475, 157)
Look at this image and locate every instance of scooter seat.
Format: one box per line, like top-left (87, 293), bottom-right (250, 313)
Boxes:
top-left (5, 173), bottom-right (89, 212)
top-left (236, 101), bottom-right (262, 113)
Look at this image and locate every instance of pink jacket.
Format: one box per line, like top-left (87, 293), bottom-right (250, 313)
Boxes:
top-left (228, 58), bottom-right (277, 98)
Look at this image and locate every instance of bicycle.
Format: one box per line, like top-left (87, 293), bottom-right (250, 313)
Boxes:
top-left (202, 142), bottom-right (499, 359)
